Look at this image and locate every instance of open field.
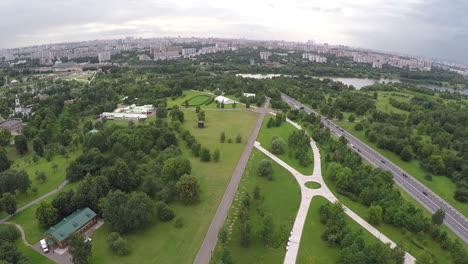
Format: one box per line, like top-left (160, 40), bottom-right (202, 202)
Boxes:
top-left (0, 148), bottom-right (81, 219)
top-left (168, 90), bottom-right (217, 108)
top-left (90, 110), bottom-right (259, 264)
top-left (256, 114), bottom-right (313, 175)
top-left (8, 183), bottom-right (77, 244)
top-left (334, 120), bottom-right (468, 217)
top-left (210, 149), bottom-right (300, 264)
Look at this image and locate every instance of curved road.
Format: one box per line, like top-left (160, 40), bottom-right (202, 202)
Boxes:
top-left (281, 93), bottom-right (468, 243)
top-left (0, 180), bottom-right (69, 225)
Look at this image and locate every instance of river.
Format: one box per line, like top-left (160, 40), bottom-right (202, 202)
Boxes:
top-left (236, 74), bottom-right (468, 95)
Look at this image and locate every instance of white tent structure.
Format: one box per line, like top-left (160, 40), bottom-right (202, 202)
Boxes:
top-left (214, 95), bottom-right (235, 104)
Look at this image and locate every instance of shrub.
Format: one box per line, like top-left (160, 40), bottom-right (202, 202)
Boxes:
top-left (156, 202), bottom-right (175, 222)
top-left (174, 217), bottom-right (184, 228)
top-left (257, 159), bottom-right (273, 180)
top-left (107, 232), bottom-right (129, 256)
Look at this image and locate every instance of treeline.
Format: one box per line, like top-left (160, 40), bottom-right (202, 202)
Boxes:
top-left (319, 202), bottom-right (405, 264)
top-left (0, 225), bottom-right (31, 264)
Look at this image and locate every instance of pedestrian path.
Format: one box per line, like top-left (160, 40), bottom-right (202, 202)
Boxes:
top-left (254, 115), bottom-right (416, 264)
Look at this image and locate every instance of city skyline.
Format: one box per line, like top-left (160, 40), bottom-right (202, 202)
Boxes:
top-left (0, 0), bottom-right (467, 64)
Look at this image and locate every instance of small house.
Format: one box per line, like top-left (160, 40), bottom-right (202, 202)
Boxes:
top-left (198, 121), bottom-right (205, 128)
top-left (44, 207), bottom-right (97, 249)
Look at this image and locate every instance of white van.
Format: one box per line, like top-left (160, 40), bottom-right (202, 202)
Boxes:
top-left (40, 239), bottom-right (49, 253)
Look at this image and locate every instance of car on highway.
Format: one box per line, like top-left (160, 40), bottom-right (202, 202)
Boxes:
top-left (402, 173), bottom-right (408, 178)
top-left (357, 149), bottom-right (361, 152)
top-left (422, 191), bottom-right (428, 196)
top-left (381, 160), bottom-right (386, 164)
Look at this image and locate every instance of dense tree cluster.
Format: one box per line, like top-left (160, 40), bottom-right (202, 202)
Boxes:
top-left (319, 202), bottom-right (405, 264)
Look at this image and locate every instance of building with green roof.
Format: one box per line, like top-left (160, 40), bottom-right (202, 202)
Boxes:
top-left (45, 207), bottom-right (97, 248)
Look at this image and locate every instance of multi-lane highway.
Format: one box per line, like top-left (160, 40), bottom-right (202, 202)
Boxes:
top-left (281, 93), bottom-right (468, 243)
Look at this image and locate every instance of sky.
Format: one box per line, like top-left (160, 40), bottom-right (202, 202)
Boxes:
top-left (0, 0), bottom-right (467, 64)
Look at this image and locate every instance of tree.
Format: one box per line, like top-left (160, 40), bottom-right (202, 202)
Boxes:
top-left (82, 120), bottom-right (93, 134)
top-left (232, 102), bottom-right (237, 108)
top-left (200, 148), bottom-right (211, 162)
top-left (0, 129), bottom-right (11, 146)
top-left (239, 221), bottom-right (251, 247)
top-left (32, 138), bottom-right (44, 156)
top-left (107, 232), bottom-right (129, 256)
top-left (0, 149), bottom-right (11, 173)
top-left (221, 101), bottom-right (225, 109)
top-left (195, 106), bottom-right (201, 113)
top-left (35, 171), bottom-right (47, 182)
top-left (213, 149), bottom-right (220, 162)
top-left (101, 191), bottom-right (156, 233)
top-left (0, 170), bottom-right (31, 195)
top-left (271, 137), bottom-right (286, 154)
top-left (235, 134), bottom-right (242, 143)
top-left (354, 123), bottom-right (363, 131)
top-left (161, 157), bottom-right (192, 181)
top-left (156, 202), bottom-right (175, 222)
top-left (218, 224), bottom-right (228, 244)
top-left (52, 190), bottom-right (75, 219)
top-left (197, 110), bottom-right (205, 121)
top-left (432, 208), bottom-right (445, 225)
top-left (175, 175), bottom-right (201, 204)
top-left (400, 146), bottom-right (413, 162)
top-left (1, 193), bottom-right (17, 215)
top-left (68, 233), bottom-right (92, 264)
top-left (348, 114), bottom-right (356, 122)
top-left (257, 159), bottom-right (273, 180)
top-left (367, 205), bottom-right (383, 225)
top-left (156, 106), bottom-right (168, 118)
top-left (259, 215), bottom-right (274, 246)
top-left (105, 159), bottom-right (139, 192)
top-left (221, 248), bottom-right (233, 264)
top-left (266, 117), bottom-right (275, 128)
top-left (220, 132), bottom-right (226, 143)
top-left (337, 112), bottom-right (344, 120)
top-left (36, 201), bottom-right (58, 228)
top-left (275, 113), bottom-right (283, 127)
top-left (253, 186), bottom-right (261, 200)
top-left (14, 135), bottom-right (28, 155)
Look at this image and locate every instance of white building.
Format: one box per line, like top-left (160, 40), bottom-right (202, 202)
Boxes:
top-left (214, 95), bottom-right (235, 104)
top-left (101, 104), bottom-right (154, 121)
top-left (243, 93), bottom-right (256, 98)
top-left (98, 51), bottom-right (111, 62)
top-left (260, 51), bottom-right (272, 60)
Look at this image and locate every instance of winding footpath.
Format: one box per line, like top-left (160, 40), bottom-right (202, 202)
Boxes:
top-left (193, 98), bottom-right (270, 264)
top-left (0, 180), bottom-right (69, 225)
top-left (254, 117), bottom-right (416, 264)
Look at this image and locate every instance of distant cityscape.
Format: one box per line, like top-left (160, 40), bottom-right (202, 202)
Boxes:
top-left (1, 36), bottom-right (467, 76)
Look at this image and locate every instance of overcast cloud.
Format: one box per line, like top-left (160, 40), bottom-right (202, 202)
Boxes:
top-left (0, 0), bottom-right (466, 63)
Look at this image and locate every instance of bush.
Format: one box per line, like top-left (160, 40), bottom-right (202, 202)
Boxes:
top-left (235, 134), bottom-right (242, 143)
top-left (156, 202), bottom-right (175, 222)
top-left (354, 123), bottom-right (363, 131)
top-left (271, 137), bottom-right (286, 155)
top-left (174, 217), bottom-right (184, 228)
top-left (107, 232), bottom-right (129, 256)
top-left (200, 148), bottom-right (211, 162)
top-left (257, 159), bottom-right (273, 180)
top-left (0, 224), bottom-right (20, 242)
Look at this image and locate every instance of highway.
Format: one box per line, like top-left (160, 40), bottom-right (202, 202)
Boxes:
top-left (281, 93), bottom-right (468, 243)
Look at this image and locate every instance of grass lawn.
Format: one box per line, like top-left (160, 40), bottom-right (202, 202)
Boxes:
top-left (297, 196), bottom-right (340, 264)
top-left (168, 90), bottom-right (217, 109)
top-left (9, 183), bottom-right (77, 244)
top-left (320, 151), bottom-right (459, 263)
top-left (305, 181), bottom-right (321, 189)
top-left (298, 196), bottom-right (388, 264)
top-left (257, 114), bottom-right (313, 175)
top-left (334, 120), bottom-right (468, 217)
top-left (90, 110), bottom-right (259, 264)
top-left (210, 149), bottom-right (301, 264)
top-left (0, 148), bottom-right (81, 219)
top-left (185, 95), bottom-right (214, 106)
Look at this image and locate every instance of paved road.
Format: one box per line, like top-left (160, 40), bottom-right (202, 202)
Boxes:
top-left (193, 98), bottom-right (270, 264)
top-left (0, 180), bottom-right (69, 225)
top-left (281, 93), bottom-right (468, 243)
top-left (255, 141), bottom-right (414, 264)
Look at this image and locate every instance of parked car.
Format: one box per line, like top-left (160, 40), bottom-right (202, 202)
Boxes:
top-left (40, 239), bottom-right (49, 253)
